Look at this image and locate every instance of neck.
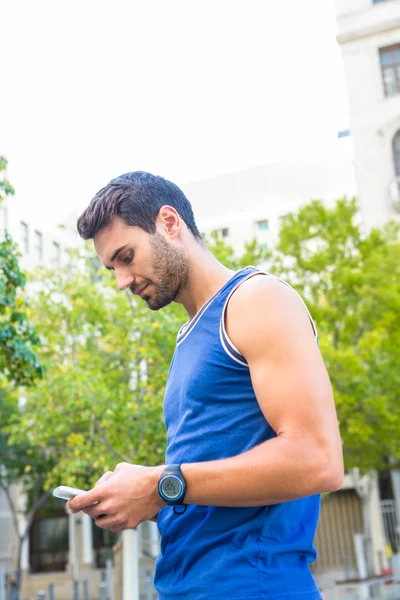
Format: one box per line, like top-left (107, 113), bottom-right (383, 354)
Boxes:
top-left (176, 242), bottom-right (235, 319)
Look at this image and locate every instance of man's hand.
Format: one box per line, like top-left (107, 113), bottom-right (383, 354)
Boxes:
top-left (66, 463), bottom-right (165, 532)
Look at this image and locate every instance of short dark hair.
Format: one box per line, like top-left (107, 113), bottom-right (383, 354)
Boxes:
top-left (77, 171), bottom-right (201, 240)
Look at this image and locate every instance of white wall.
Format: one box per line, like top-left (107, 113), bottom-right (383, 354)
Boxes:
top-left (337, 0), bottom-right (400, 229)
top-left (182, 158), bottom-right (358, 254)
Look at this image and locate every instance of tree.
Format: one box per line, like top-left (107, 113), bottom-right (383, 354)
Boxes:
top-left (0, 156), bottom-right (46, 600)
top-left (206, 231), bottom-right (270, 271)
top-left (0, 158), bottom-right (43, 386)
top-left (0, 383), bottom-right (57, 597)
top-left (271, 197), bottom-right (400, 472)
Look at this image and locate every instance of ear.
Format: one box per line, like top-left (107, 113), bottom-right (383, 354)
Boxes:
top-left (157, 206), bottom-right (180, 239)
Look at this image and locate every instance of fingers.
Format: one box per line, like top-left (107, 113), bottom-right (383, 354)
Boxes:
top-left (95, 471), bottom-right (114, 487)
top-left (82, 505), bottom-right (109, 519)
top-left (67, 470), bottom-right (114, 512)
top-left (67, 489), bottom-right (102, 513)
top-left (94, 514), bottom-right (128, 531)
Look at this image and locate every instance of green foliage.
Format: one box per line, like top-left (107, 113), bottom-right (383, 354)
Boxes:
top-left (206, 231), bottom-right (270, 270)
top-left (0, 157), bottom-right (43, 386)
top-left (0, 156), bottom-right (15, 201)
top-left (0, 159), bottom-right (48, 594)
top-left (271, 198), bottom-right (400, 472)
top-left (7, 246), bottom-right (183, 488)
top-left (7, 194), bottom-right (398, 489)
top-left (0, 233), bottom-right (44, 385)
top-left (0, 377), bottom-right (52, 600)
top-left (0, 381), bottom-right (53, 491)
top-left (0, 158), bottom-right (48, 598)
top-left (8, 238), bottom-right (267, 489)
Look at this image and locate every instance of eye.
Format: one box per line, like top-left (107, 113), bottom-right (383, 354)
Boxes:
top-left (122, 252), bottom-right (133, 264)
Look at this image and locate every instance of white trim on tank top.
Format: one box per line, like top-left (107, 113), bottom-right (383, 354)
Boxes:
top-left (220, 271), bottom-right (318, 366)
top-left (176, 267), bottom-right (254, 347)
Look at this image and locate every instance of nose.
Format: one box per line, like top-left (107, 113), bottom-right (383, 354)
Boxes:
top-left (116, 271), bottom-right (135, 291)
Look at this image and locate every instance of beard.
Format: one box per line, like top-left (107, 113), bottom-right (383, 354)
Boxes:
top-left (140, 232), bottom-right (190, 310)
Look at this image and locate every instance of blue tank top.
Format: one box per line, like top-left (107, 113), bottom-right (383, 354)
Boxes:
top-left (155, 267), bottom-right (322, 600)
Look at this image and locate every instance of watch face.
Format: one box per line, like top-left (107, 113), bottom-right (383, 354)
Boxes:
top-left (161, 475), bottom-right (182, 500)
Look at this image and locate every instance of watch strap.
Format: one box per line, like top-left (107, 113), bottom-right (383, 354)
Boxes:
top-left (174, 504), bottom-right (186, 515)
top-left (159, 464), bottom-right (187, 510)
top-left (162, 464), bottom-right (182, 477)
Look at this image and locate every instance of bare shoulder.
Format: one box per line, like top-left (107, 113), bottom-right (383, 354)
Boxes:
top-left (225, 274), bottom-right (317, 360)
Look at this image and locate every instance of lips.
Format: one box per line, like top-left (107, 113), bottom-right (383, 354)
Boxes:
top-left (137, 284), bottom-right (149, 297)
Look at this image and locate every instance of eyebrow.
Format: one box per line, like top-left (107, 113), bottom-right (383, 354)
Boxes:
top-left (105, 244), bottom-right (128, 270)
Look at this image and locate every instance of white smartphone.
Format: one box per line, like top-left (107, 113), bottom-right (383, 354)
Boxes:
top-left (53, 485), bottom-right (87, 500)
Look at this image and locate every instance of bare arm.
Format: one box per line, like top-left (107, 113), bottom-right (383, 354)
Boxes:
top-left (181, 275), bottom-right (344, 506)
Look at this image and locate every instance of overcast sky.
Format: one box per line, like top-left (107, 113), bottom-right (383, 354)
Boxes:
top-left (0, 0), bottom-right (350, 228)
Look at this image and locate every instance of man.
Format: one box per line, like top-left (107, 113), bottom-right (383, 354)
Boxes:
top-left (68, 171), bottom-right (344, 600)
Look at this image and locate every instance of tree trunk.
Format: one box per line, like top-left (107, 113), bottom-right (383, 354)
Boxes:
top-left (12, 535), bottom-right (25, 600)
top-left (0, 483), bottom-right (50, 600)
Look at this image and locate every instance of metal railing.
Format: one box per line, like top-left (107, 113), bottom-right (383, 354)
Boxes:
top-left (381, 500), bottom-right (400, 554)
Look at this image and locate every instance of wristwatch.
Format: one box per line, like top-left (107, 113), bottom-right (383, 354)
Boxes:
top-left (158, 464), bottom-right (187, 513)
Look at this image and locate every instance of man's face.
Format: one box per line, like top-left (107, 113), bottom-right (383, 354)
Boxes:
top-left (94, 216), bottom-right (190, 310)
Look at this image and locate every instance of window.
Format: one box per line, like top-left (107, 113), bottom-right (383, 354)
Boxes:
top-left (29, 514), bottom-right (68, 572)
top-left (20, 221), bottom-right (29, 253)
top-left (256, 219), bottom-right (269, 231)
top-left (279, 213), bottom-right (292, 226)
top-left (380, 45), bottom-right (400, 97)
top-left (212, 228), bottom-right (229, 239)
top-left (34, 230), bottom-right (43, 262)
top-left (52, 241), bottom-right (61, 266)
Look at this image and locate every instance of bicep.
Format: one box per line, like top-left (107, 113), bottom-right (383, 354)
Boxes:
top-left (227, 278), bottom-right (340, 450)
top-left (248, 326), bottom-right (334, 446)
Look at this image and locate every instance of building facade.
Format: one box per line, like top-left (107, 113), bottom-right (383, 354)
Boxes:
top-left (335, 0), bottom-right (400, 582)
top-left (0, 199), bottom-right (76, 270)
top-left (336, 0), bottom-right (400, 229)
top-left (182, 157), bottom-right (358, 255)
